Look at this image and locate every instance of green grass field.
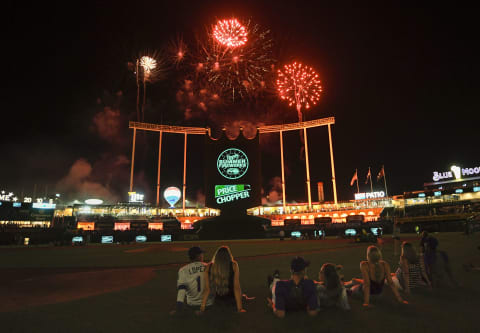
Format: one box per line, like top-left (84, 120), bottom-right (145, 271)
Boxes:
top-left (1, 232), bottom-right (480, 333)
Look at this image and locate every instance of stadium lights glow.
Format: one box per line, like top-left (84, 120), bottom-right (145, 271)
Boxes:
top-left (85, 199), bottom-right (103, 205)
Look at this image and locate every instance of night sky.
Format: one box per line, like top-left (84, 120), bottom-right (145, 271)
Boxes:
top-left (2, 2), bottom-right (479, 205)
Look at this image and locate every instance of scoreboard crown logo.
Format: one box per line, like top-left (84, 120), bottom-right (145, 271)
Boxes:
top-left (217, 148), bottom-right (249, 180)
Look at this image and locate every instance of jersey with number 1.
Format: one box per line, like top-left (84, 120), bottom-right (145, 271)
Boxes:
top-left (176, 261), bottom-right (213, 306)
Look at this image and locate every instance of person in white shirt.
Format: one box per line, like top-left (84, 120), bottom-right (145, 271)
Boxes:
top-left (170, 246), bottom-right (214, 314)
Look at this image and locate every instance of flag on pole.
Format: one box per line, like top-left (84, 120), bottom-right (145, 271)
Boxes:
top-left (377, 166), bottom-right (385, 181)
top-left (365, 168), bottom-right (371, 184)
top-left (350, 170), bottom-right (358, 186)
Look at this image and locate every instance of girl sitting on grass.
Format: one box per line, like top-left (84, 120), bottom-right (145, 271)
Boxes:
top-left (392, 242), bottom-right (431, 293)
top-left (346, 245), bottom-right (408, 307)
top-left (198, 246), bottom-right (246, 314)
top-left (315, 263), bottom-right (350, 310)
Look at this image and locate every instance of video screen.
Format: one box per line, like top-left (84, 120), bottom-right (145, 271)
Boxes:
top-left (345, 229), bottom-right (357, 236)
top-left (370, 228), bottom-right (380, 235)
top-left (161, 235), bottom-right (172, 242)
top-left (101, 235), bottom-right (114, 244)
top-left (291, 231), bottom-right (301, 238)
top-left (314, 230), bottom-right (323, 237)
top-left (72, 236), bottom-right (83, 243)
top-left (135, 235), bottom-right (147, 243)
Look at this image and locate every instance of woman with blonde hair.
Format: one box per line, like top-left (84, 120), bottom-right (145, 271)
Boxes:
top-left (199, 246), bottom-right (245, 313)
top-left (347, 245), bottom-right (407, 307)
top-left (393, 242), bottom-right (431, 293)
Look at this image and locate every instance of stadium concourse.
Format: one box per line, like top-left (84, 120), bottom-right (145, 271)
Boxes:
top-left (1, 190), bottom-right (479, 244)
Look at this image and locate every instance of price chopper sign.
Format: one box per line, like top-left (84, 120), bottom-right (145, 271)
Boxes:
top-left (215, 184), bottom-right (251, 204)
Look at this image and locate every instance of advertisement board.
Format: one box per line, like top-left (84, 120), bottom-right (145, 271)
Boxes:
top-left (204, 130), bottom-right (261, 212)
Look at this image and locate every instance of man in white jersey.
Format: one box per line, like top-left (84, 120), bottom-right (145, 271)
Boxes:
top-left (171, 246), bottom-right (213, 314)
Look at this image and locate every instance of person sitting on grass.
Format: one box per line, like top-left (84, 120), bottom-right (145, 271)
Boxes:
top-left (346, 245), bottom-right (408, 307)
top-left (424, 237), bottom-right (458, 288)
top-left (198, 246), bottom-right (245, 314)
top-left (170, 246), bottom-right (213, 315)
top-left (392, 242), bottom-right (432, 294)
top-left (267, 256), bottom-right (318, 318)
top-left (315, 263), bottom-right (350, 310)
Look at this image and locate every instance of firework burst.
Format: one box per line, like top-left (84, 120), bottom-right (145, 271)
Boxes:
top-left (194, 18), bottom-right (275, 102)
top-left (277, 62), bottom-right (322, 121)
top-left (140, 56), bottom-right (157, 78)
top-left (168, 36), bottom-right (188, 67)
top-left (213, 19), bottom-right (248, 48)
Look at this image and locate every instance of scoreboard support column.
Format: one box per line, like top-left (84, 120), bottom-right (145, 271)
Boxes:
top-left (183, 132), bottom-right (187, 213)
top-left (129, 128), bottom-right (137, 192)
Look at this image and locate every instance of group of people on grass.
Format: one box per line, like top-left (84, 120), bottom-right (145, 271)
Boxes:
top-left (172, 232), bottom-right (458, 317)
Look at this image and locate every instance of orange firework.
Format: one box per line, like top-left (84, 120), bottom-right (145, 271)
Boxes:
top-left (213, 18), bottom-right (248, 47)
top-left (277, 62), bottom-right (322, 121)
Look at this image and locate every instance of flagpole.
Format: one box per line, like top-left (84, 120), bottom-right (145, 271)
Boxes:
top-left (356, 169), bottom-right (359, 193)
top-left (369, 167), bottom-right (373, 192)
top-left (383, 166), bottom-right (388, 197)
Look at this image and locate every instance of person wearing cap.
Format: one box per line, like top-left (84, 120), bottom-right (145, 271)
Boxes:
top-left (171, 246), bottom-right (213, 314)
top-left (268, 256), bottom-right (318, 318)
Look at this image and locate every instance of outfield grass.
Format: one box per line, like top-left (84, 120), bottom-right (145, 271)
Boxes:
top-left (1, 232), bottom-right (480, 333)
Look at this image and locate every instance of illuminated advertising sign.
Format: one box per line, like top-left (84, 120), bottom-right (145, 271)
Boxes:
top-left (217, 148), bottom-right (249, 179)
top-left (474, 187), bottom-right (480, 192)
top-left (291, 231), bottom-right (301, 238)
top-left (345, 229), bottom-right (357, 236)
top-left (434, 191), bottom-right (442, 196)
top-left (85, 199), bottom-right (103, 205)
top-left (128, 192), bottom-right (144, 203)
top-left (72, 236), bottom-right (83, 244)
top-left (215, 184), bottom-right (251, 204)
top-left (205, 130), bottom-right (261, 211)
top-left (32, 203), bottom-right (56, 209)
top-left (161, 235), bottom-right (172, 242)
top-left (136, 235), bottom-right (147, 243)
top-left (101, 236), bottom-right (114, 244)
top-left (433, 165), bottom-right (480, 182)
top-left (163, 187), bottom-right (181, 207)
top-left (370, 228), bottom-right (380, 235)
top-left (0, 191), bottom-right (17, 202)
top-left (354, 191), bottom-right (385, 200)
